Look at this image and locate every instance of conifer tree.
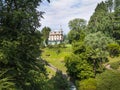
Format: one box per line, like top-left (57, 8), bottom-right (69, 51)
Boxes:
top-left (87, 1), bottom-right (113, 35)
top-left (113, 0), bottom-right (120, 43)
top-left (0, 0), bottom-right (50, 89)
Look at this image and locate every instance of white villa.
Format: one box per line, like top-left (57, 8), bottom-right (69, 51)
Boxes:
top-left (48, 29), bottom-right (64, 45)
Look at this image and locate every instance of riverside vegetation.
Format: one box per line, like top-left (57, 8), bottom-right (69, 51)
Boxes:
top-left (0, 0), bottom-right (120, 90)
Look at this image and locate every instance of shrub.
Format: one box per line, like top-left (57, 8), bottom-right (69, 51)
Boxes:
top-left (56, 49), bottom-right (61, 55)
top-left (110, 61), bottom-right (120, 69)
top-left (47, 45), bottom-right (54, 48)
top-left (107, 43), bottom-right (120, 57)
top-left (65, 54), bottom-right (94, 80)
top-left (76, 78), bottom-right (96, 90)
top-left (50, 71), bottom-right (69, 90)
top-left (96, 70), bottom-right (120, 90)
top-left (0, 70), bottom-right (15, 90)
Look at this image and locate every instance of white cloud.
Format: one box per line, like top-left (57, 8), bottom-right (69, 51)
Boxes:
top-left (38, 0), bottom-right (106, 34)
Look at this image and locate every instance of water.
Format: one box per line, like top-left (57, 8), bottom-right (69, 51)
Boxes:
top-left (70, 85), bottom-right (76, 90)
top-left (69, 82), bottom-right (77, 90)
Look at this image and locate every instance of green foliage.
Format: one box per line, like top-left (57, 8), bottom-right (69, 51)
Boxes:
top-left (84, 32), bottom-right (115, 50)
top-left (41, 45), bottom-right (72, 73)
top-left (76, 78), bottom-right (96, 90)
top-left (1, 40), bottom-right (38, 89)
top-left (87, 1), bottom-right (113, 35)
top-left (113, 6), bottom-right (120, 43)
top-left (84, 32), bottom-right (114, 75)
top-left (107, 43), bottom-right (120, 57)
top-left (96, 70), bottom-right (120, 90)
top-left (68, 18), bottom-right (86, 31)
top-left (72, 42), bottom-right (86, 54)
top-left (68, 30), bottom-right (80, 44)
top-left (41, 26), bottom-right (51, 46)
top-left (0, 0), bottom-right (49, 89)
top-left (105, 0), bottom-right (114, 12)
top-left (84, 32), bottom-right (114, 58)
top-left (66, 1), bottom-right (120, 89)
top-left (56, 49), bottom-right (61, 55)
top-left (68, 30), bottom-right (85, 44)
top-left (44, 71), bottom-right (69, 90)
top-left (110, 61), bottom-right (120, 69)
top-left (65, 38), bottom-right (107, 79)
top-left (114, 0), bottom-right (120, 10)
top-left (87, 0), bottom-right (120, 54)
top-left (0, 70), bottom-right (15, 90)
top-left (50, 71), bottom-right (69, 90)
top-left (23, 69), bottom-right (47, 90)
top-left (65, 54), bottom-right (94, 80)
top-left (68, 18), bottom-right (86, 43)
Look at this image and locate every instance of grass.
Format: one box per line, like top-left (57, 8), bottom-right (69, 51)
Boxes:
top-left (46, 66), bottom-right (56, 78)
top-left (108, 56), bottom-right (120, 64)
top-left (107, 56), bottom-right (120, 70)
top-left (41, 44), bottom-right (72, 74)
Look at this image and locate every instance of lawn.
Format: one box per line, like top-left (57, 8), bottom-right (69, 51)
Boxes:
top-left (107, 56), bottom-right (120, 70)
top-left (45, 66), bottom-right (56, 78)
top-left (41, 44), bottom-right (72, 74)
top-left (108, 56), bottom-right (120, 64)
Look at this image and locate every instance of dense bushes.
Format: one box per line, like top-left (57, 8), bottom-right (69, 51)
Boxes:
top-left (0, 0), bottom-right (50, 89)
top-left (110, 61), bottom-right (120, 69)
top-left (76, 78), bottom-right (96, 90)
top-left (76, 70), bottom-right (120, 90)
top-left (0, 70), bottom-right (15, 90)
top-left (47, 43), bottom-right (66, 49)
top-left (65, 54), bottom-right (94, 80)
top-left (96, 70), bottom-right (120, 90)
top-left (45, 71), bottom-right (69, 90)
top-left (107, 43), bottom-right (120, 57)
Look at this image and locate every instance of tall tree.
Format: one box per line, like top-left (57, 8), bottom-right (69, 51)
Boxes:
top-left (84, 32), bottom-right (115, 75)
top-left (114, 0), bottom-right (120, 10)
top-left (87, 1), bottom-right (113, 35)
top-left (68, 18), bottom-right (86, 31)
top-left (0, 0), bottom-right (50, 89)
top-left (68, 18), bottom-right (86, 43)
top-left (97, 70), bottom-right (120, 90)
top-left (113, 1), bottom-right (120, 43)
top-left (105, 0), bottom-right (113, 13)
top-left (65, 54), bottom-right (94, 80)
top-left (41, 26), bottom-right (51, 46)
top-left (68, 30), bottom-right (80, 44)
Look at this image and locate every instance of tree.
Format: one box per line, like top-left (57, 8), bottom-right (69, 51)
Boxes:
top-left (68, 18), bottom-right (86, 31)
top-left (68, 30), bottom-right (80, 44)
top-left (41, 26), bottom-right (51, 46)
top-left (76, 78), bottom-right (96, 90)
top-left (0, 0), bottom-right (50, 89)
top-left (84, 32), bottom-right (114, 51)
top-left (105, 0), bottom-right (113, 13)
top-left (65, 54), bottom-right (94, 80)
top-left (87, 1), bottom-right (113, 35)
top-left (84, 32), bottom-right (115, 75)
top-left (50, 70), bottom-right (69, 90)
top-left (0, 70), bottom-right (15, 90)
top-left (107, 43), bottom-right (120, 57)
top-left (114, 0), bottom-right (120, 10)
top-left (72, 42), bottom-right (86, 55)
top-left (67, 18), bottom-right (86, 44)
top-left (112, 5), bottom-right (120, 43)
top-left (96, 70), bottom-right (120, 90)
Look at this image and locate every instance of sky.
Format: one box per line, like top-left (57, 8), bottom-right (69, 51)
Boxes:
top-left (38, 0), bottom-right (105, 34)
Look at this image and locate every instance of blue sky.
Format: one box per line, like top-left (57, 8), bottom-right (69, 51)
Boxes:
top-left (38, 0), bottom-right (105, 34)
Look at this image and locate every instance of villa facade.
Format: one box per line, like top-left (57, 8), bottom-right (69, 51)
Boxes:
top-left (48, 30), bottom-right (64, 45)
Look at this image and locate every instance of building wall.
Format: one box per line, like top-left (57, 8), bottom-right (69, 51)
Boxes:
top-left (48, 30), bottom-right (63, 45)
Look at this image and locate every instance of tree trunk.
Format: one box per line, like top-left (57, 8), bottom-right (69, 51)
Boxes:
top-left (93, 59), bottom-right (96, 77)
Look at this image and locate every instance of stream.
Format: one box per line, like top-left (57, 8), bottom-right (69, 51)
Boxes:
top-left (39, 58), bottom-right (77, 90)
